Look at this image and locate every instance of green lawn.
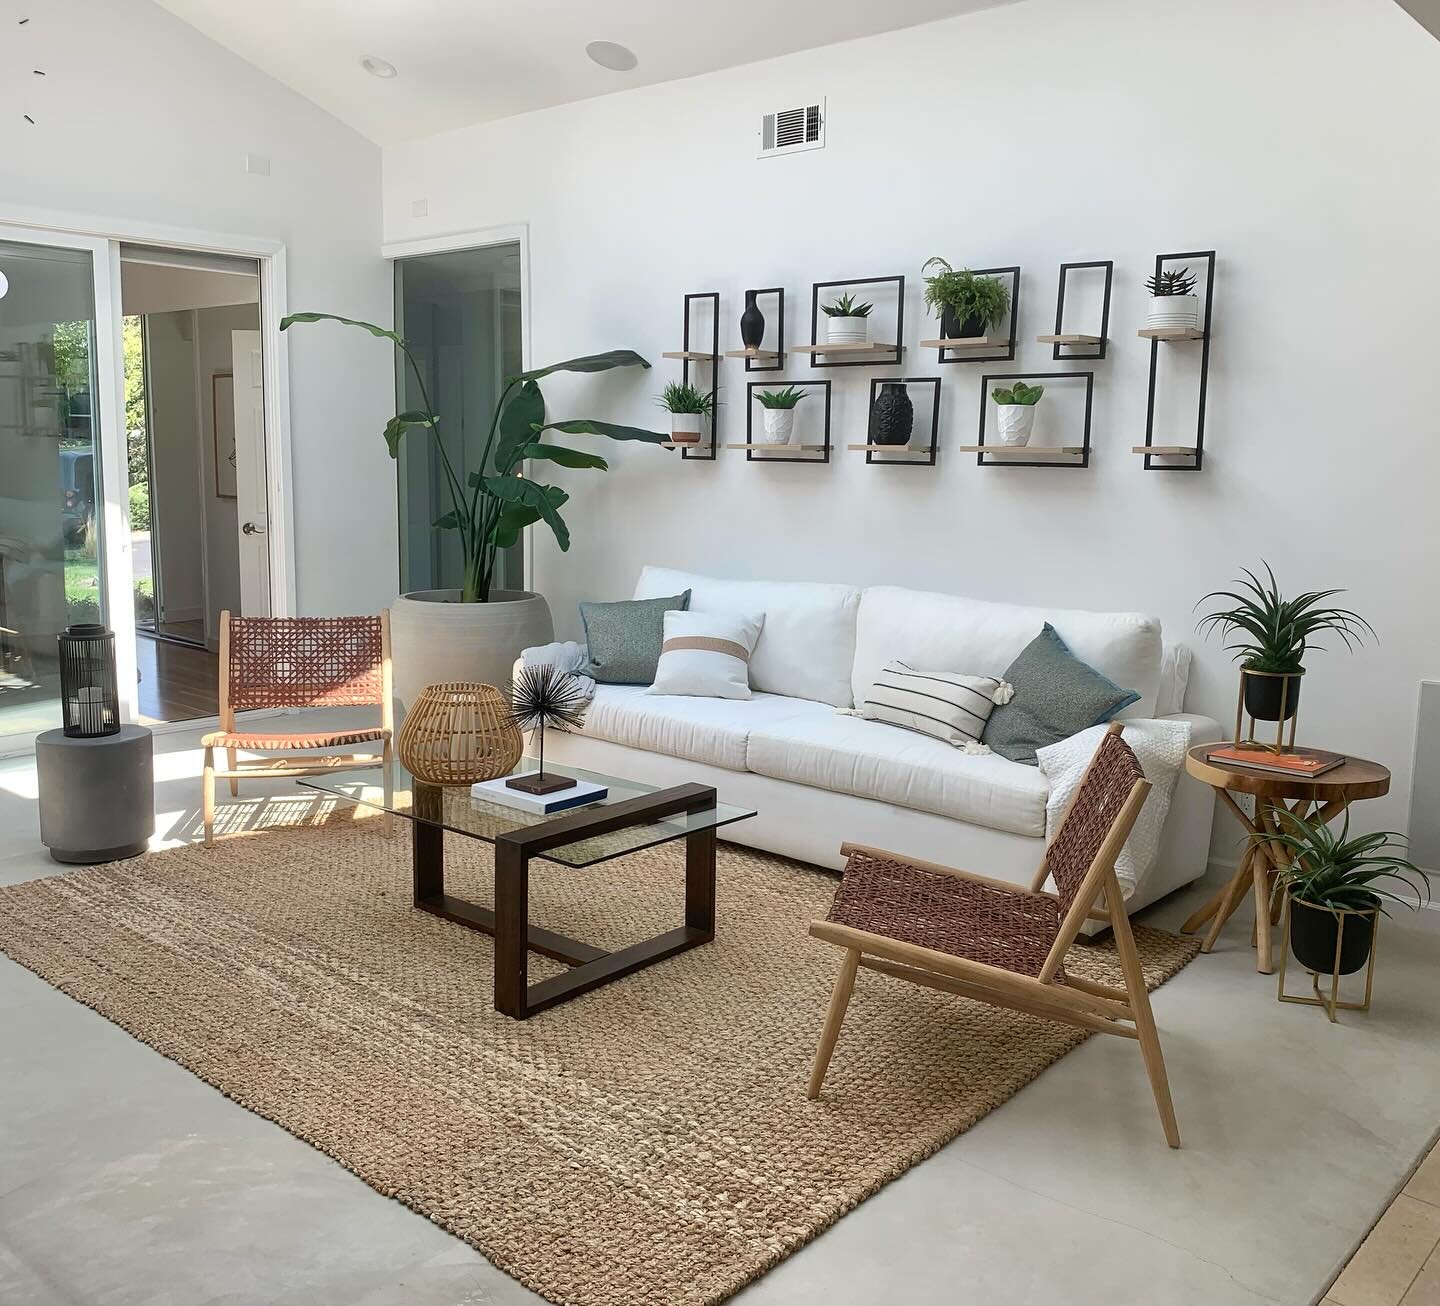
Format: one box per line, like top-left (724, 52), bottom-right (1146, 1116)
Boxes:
top-left (63, 550), bottom-right (153, 624)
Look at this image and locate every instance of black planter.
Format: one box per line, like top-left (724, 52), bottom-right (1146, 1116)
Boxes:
top-left (740, 290), bottom-right (765, 351)
top-left (1289, 896), bottom-right (1375, 975)
top-left (1243, 670), bottom-right (1303, 722)
top-left (869, 383), bottom-right (914, 446)
top-left (941, 306), bottom-right (986, 339)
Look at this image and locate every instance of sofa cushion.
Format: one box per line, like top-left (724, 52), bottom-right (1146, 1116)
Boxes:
top-left (578, 685), bottom-right (832, 772)
top-left (746, 713), bottom-right (1050, 837)
top-left (852, 585), bottom-right (1162, 719)
top-left (633, 566), bottom-right (860, 708)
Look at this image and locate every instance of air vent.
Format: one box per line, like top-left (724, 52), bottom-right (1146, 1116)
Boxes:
top-left (759, 98), bottom-right (825, 159)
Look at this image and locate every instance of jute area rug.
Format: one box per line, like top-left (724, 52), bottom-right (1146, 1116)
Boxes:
top-left (0, 805), bottom-right (1198, 1306)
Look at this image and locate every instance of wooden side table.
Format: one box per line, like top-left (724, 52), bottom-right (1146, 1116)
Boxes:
top-left (1181, 745), bottom-right (1390, 973)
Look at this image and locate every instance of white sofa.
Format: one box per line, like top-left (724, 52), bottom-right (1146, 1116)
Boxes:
top-left (545, 567), bottom-right (1220, 917)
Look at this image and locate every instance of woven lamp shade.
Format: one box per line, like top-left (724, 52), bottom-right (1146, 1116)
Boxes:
top-left (396, 682), bottom-right (522, 785)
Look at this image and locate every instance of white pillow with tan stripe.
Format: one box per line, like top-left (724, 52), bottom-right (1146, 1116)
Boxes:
top-left (848, 659), bottom-right (1014, 752)
top-left (647, 609), bottom-right (765, 700)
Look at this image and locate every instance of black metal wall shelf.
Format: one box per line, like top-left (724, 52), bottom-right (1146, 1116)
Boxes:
top-left (735, 380), bottom-right (832, 462)
top-left (846, 377), bottom-right (941, 466)
top-left (966, 371), bottom-right (1094, 468)
top-left (666, 291), bottom-right (720, 461)
top-left (1037, 260), bottom-right (1113, 360)
top-left (801, 276), bottom-right (903, 367)
top-left (724, 287), bottom-right (785, 372)
top-left (1136, 249), bottom-right (1215, 472)
top-left (923, 266), bottom-right (1020, 364)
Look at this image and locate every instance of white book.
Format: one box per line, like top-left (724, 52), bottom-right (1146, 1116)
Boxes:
top-left (469, 773), bottom-right (609, 815)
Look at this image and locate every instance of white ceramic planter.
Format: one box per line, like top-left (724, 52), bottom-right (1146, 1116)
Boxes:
top-left (994, 403), bottom-right (1036, 447)
top-left (826, 315), bottom-right (870, 346)
top-left (390, 589), bottom-right (554, 718)
top-left (670, 412), bottom-right (703, 444)
top-left (761, 409), bottom-right (796, 445)
top-left (1145, 294), bottom-right (1199, 331)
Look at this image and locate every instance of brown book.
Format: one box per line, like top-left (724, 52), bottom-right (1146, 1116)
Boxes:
top-left (1207, 746), bottom-right (1345, 778)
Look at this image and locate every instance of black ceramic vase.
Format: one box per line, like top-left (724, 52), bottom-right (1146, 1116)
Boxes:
top-left (941, 305), bottom-right (986, 339)
top-left (1243, 670), bottom-right (1303, 722)
top-left (1289, 897), bottom-right (1375, 975)
top-left (740, 290), bottom-right (765, 351)
top-left (869, 382), bottom-right (914, 446)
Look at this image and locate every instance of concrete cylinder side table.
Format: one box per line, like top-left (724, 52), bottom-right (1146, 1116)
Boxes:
top-left (36, 724), bottom-right (155, 864)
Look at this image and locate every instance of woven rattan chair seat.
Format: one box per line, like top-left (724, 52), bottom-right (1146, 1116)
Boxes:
top-left (202, 728), bottom-right (387, 752)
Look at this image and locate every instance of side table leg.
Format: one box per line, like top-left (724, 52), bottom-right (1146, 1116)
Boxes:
top-left (1203, 849), bottom-right (1253, 954)
top-left (1251, 824), bottom-right (1276, 974)
top-left (493, 838), bottom-right (530, 1018)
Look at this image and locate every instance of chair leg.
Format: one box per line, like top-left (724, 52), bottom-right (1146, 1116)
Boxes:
top-left (202, 746), bottom-right (216, 848)
top-left (1111, 914), bottom-right (1181, 1148)
top-left (808, 947), bottom-right (860, 1101)
top-left (226, 747), bottom-right (239, 797)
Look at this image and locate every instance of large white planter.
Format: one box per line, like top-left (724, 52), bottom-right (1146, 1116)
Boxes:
top-left (670, 413), bottom-right (703, 444)
top-left (390, 589), bottom-right (554, 718)
top-left (1145, 294), bottom-right (1199, 331)
top-left (826, 315), bottom-right (870, 346)
top-left (994, 404), bottom-right (1036, 447)
top-left (761, 409), bottom-right (797, 445)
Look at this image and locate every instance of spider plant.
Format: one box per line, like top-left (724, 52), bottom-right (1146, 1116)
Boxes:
top-left (921, 258), bottom-right (1011, 332)
top-left (657, 381), bottom-right (715, 415)
top-left (1145, 267), bottom-right (1198, 297)
top-left (1196, 562), bottom-right (1374, 676)
top-left (1261, 810), bottom-right (1431, 916)
top-left (755, 386), bottom-right (808, 409)
top-left (822, 291), bottom-right (873, 318)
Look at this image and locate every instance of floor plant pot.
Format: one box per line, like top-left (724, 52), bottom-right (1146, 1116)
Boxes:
top-left (941, 307), bottom-right (986, 339)
top-left (993, 403), bottom-right (1035, 447)
top-left (826, 316), bottom-right (870, 346)
top-left (1145, 294), bottom-right (1200, 332)
top-left (740, 291), bottom-right (765, 350)
top-left (869, 382), bottom-right (914, 445)
top-left (1288, 895), bottom-right (1376, 976)
top-left (1242, 669), bottom-right (1303, 722)
top-left (669, 413), bottom-right (703, 445)
top-left (761, 409), bottom-right (796, 445)
top-left (390, 590), bottom-right (554, 719)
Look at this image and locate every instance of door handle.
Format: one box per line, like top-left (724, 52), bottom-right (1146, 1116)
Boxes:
top-left (242, 521), bottom-right (266, 536)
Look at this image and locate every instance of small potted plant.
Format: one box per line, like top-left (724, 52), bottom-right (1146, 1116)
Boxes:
top-left (1145, 266), bottom-right (1200, 332)
top-left (1197, 563), bottom-right (1374, 724)
top-left (922, 258), bottom-right (1011, 339)
top-left (990, 381), bottom-right (1043, 447)
top-left (657, 380), bottom-right (714, 445)
top-left (755, 385), bottom-right (807, 445)
top-left (822, 292), bottom-right (873, 346)
top-left (1262, 809), bottom-right (1430, 977)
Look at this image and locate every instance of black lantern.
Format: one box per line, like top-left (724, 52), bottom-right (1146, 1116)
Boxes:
top-left (59, 623), bottom-right (120, 738)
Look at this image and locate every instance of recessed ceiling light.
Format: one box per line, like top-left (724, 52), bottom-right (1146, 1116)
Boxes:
top-left (585, 41), bottom-right (637, 72)
top-left (360, 55), bottom-right (398, 79)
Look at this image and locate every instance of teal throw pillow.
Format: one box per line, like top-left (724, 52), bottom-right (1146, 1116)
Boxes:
top-left (580, 591), bottom-right (691, 685)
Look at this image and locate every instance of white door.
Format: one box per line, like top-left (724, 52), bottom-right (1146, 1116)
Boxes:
top-left (230, 329), bottom-right (270, 615)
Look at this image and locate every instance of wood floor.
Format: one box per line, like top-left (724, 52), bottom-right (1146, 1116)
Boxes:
top-left (137, 634), bottom-right (218, 724)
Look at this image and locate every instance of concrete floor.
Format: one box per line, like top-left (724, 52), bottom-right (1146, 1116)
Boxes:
top-left (1, 716), bottom-right (1438, 1306)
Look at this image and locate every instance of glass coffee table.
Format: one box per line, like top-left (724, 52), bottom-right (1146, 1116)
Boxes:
top-left (300, 760), bottom-right (755, 1019)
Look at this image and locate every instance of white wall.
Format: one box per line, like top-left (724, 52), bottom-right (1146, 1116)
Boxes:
top-left (384, 0), bottom-right (1440, 849)
top-left (3, 0), bottom-right (394, 617)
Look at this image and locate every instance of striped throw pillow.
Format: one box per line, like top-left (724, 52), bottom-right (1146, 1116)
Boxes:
top-left (853, 660), bottom-right (1014, 752)
top-left (647, 609), bottom-right (765, 700)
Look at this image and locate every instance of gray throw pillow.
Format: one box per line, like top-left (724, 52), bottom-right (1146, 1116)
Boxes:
top-left (579, 591), bottom-right (691, 685)
top-left (982, 624), bottom-right (1140, 765)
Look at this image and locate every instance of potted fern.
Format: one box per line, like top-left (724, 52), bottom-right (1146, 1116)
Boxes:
top-left (1145, 267), bottom-right (1200, 332)
top-left (822, 292), bottom-right (873, 346)
top-left (657, 381), bottom-right (713, 445)
top-left (922, 259), bottom-right (1011, 339)
top-left (990, 381), bottom-right (1043, 447)
top-left (1196, 563), bottom-right (1374, 724)
top-left (1262, 810), bottom-right (1430, 977)
top-left (755, 386), bottom-right (808, 445)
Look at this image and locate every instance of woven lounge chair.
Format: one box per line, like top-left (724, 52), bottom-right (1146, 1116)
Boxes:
top-left (201, 611), bottom-right (393, 846)
top-left (807, 721), bottom-right (1180, 1147)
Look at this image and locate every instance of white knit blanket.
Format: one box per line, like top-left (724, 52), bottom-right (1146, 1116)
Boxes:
top-left (1035, 718), bottom-right (1192, 901)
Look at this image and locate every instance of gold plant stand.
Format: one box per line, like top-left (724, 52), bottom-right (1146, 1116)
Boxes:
top-left (1233, 667), bottom-right (1303, 754)
top-left (1276, 896), bottom-right (1378, 1022)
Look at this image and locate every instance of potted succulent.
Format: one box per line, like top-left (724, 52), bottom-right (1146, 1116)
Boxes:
top-left (755, 386), bottom-right (808, 445)
top-left (1262, 810), bottom-right (1430, 976)
top-left (1145, 266), bottom-right (1200, 332)
top-left (990, 381), bottom-right (1043, 447)
top-left (822, 292), bottom-right (873, 346)
top-left (657, 380), bottom-right (714, 445)
top-left (1197, 563), bottom-right (1374, 724)
top-left (281, 312), bottom-right (668, 714)
top-left (922, 258), bottom-right (1011, 339)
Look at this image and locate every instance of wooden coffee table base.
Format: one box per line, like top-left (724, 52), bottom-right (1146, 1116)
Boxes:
top-left (411, 781), bottom-right (719, 1019)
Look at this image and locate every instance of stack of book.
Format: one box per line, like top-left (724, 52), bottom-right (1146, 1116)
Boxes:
top-left (470, 773), bottom-right (610, 814)
top-left (1206, 746), bottom-right (1345, 779)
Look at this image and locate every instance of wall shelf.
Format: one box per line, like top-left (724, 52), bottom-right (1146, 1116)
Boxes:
top-left (1137, 326), bottom-right (1204, 341)
top-left (955, 445), bottom-right (1085, 458)
top-left (743, 379), bottom-right (832, 462)
top-left (662, 441), bottom-right (714, 450)
top-left (729, 287), bottom-right (785, 371)
top-left (859, 376), bottom-right (940, 466)
top-left (724, 348), bottom-right (781, 361)
top-left (971, 370), bottom-right (1094, 468)
top-left (661, 350), bottom-right (718, 361)
top-left (806, 275), bottom-right (904, 368)
top-left (673, 292), bottom-right (720, 462)
top-left (1137, 250), bottom-right (1216, 472)
top-left (846, 444), bottom-right (930, 453)
top-left (1130, 445), bottom-right (1198, 456)
top-left (928, 266), bottom-right (1020, 364)
top-left (790, 341), bottom-right (902, 357)
top-left (1036, 333), bottom-right (1103, 346)
top-left (920, 336), bottom-right (1007, 351)
top-left (727, 443), bottom-right (827, 452)
top-left (1043, 261), bottom-right (1113, 360)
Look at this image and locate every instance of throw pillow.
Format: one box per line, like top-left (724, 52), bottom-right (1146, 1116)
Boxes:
top-left (648, 609), bottom-right (765, 700)
top-left (579, 591), bottom-right (690, 685)
top-left (982, 624), bottom-right (1141, 765)
top-left (850, 660), bottom-right (1013, 752)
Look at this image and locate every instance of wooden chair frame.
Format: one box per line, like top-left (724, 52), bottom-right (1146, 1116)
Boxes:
top-left (807, 722), bottom-right (1181, 1148)
top-left (202, 610), bottom-right (393, 846)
